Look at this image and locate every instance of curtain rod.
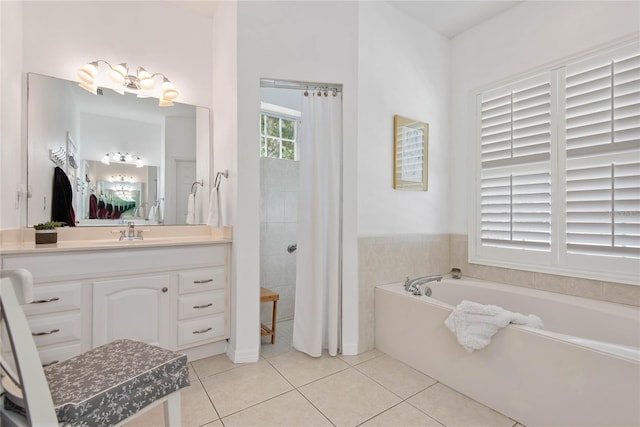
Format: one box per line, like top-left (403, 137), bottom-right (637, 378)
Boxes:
top-left (260, 79), bottom-right (343, 93)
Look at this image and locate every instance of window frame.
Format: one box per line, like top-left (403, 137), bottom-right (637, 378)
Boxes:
top-left (469, 42), bottom-right (640, 286)
top-left (260, 102), bottom-right (301, 161)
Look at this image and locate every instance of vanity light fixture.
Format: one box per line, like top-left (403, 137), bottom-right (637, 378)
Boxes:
top-left (77, 60), bottom-right (179, 106)
top-left (100, 152), bottom-right (144, 168)
top-left (110, 174), bottom-right (135, 183)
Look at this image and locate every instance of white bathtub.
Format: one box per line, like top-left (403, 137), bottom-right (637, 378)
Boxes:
top-left (375, 278), bottom-right (640, 427)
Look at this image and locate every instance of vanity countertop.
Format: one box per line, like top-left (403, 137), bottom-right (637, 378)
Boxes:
top-left (0, 225), bottom-right (232, 255)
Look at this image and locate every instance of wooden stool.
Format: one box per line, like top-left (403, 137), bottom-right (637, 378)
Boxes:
top-left (260, 287), bottom-right (279, 344)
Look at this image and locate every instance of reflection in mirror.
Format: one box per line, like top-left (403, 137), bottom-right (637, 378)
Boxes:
top-left (27, 72), bottom-right (211, 227)
top-left (81, 161), bottom-right (159, 225)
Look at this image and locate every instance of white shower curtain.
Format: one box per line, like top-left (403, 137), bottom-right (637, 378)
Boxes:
top-left (292, 92), bottom-right (342, 357)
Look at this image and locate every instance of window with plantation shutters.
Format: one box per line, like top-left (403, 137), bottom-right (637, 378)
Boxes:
top-left (472, 42), bottom-right (640, 284)
top-left (479, 74), bottom-right (553, 253)
top-left (564, 46), bottom-right (640, 259)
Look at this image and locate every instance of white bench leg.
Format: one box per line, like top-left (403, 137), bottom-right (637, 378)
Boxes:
top-left (164, 391), bottom-right (181, 427)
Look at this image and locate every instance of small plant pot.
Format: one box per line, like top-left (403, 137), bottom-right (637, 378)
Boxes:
top-left (35, 230), bottom-right (58, 245)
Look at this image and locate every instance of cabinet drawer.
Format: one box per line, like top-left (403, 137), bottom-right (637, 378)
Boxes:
top-left (179, 268), bottom-right (226, 294)
top-left (38, 342), bottom-right (82, 368)
top-left (177, 314), bottom-right (226, 347)
top-left (178, 291), bottom-right (226, 320)
top-left (23, 282), bottom-right (81, 316)
top-left (29, 312), bottom-right (81, 348)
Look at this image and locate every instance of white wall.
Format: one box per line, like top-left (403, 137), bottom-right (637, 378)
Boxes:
top-left (450, 0), bottom-right (640, 234)
top-left (0, 0), bottom-right (213, 230)
top-left (261, 87), bottom-right (303, 113)
top-left (357, 1), bottom-right (451, 236)
top-left (211, 0), bottom-right (240, 360)
top-left (0, 1), bottom-right (24, 230)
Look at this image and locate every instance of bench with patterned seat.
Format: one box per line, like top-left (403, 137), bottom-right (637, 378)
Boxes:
top-left (0, 269), bottom-right (188, 427)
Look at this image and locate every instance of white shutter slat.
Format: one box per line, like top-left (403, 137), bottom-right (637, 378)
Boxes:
top-left (481, 76), bottom-right (551, 168)
top-left (566, 50), bottom-right (640, 155)
top-left (566, 160), bottom-right (640, 256)
top-left (480, 169), bottom-right (551, 251)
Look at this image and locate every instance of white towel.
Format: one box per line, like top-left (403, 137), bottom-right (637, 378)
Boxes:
top-left (206, 188), bottom-right (221, 227)
top-left (444, 300), bottom-right (543, 352)
top-left (186, 193), bottom-right (196, 224)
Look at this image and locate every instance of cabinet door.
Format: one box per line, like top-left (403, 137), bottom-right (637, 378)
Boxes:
top-left (93, 275), bottom-right (171, 348)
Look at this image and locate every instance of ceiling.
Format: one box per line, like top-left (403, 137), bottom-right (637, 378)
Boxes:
top-left (172, 0), bottom-right (522, 39)
top-left (388, 1), bottom-right (522, 38)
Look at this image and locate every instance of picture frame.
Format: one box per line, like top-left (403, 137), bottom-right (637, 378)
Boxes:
top-left (393, 115), bottom-right (428, 191)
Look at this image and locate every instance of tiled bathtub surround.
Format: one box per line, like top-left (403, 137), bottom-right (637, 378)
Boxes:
top-left (359, 233), bottom-right (639, 353)
top-left (450, 234), bottom-right (640, 307)
top-left (358, 234), bottom-right (450, 353)
top-left (260, 157), bottom-right (299, 324)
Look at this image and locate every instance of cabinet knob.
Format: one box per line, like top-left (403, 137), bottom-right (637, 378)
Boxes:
top-left (162, 287), bottom-right (168, 293)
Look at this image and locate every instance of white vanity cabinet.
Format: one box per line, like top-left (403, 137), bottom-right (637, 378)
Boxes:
top-left (4, 281), bottom-right (83, 367)
top-left (93, 274), bottom-right (172, 348)
top-left (1, 241), bottom-right (230, 363)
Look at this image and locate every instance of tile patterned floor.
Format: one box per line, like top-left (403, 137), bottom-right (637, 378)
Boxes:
top-left (127, 320), bottom-right (524, 427)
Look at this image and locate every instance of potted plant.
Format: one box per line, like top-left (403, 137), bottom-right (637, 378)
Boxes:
top-left (33, 221), bottom-right (63, 244)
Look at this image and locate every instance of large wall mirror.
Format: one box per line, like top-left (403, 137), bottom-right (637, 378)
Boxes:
top-left (27, 73), bottom-right (212, 227)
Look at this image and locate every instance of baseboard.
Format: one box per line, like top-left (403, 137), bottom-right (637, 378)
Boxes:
top-left (341, 342), bottom-right (359, 356)
top-left (226, 342), bottom-right (259, 363)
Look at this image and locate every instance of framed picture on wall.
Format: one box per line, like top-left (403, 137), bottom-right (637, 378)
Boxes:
top-left (393, 115), bottom-right (428, 191)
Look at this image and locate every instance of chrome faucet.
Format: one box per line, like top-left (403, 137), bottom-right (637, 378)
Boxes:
top-left (118, 222), bottom-right (144, 241)
top-left (404, 275), bottom-right (442, 295)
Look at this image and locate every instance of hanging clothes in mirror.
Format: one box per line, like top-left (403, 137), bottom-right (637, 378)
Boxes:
top-left (51, 166), bottom-right (76, 226)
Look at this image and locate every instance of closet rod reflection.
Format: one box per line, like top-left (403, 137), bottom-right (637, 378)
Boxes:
top-left (260, 79), bottom-right (343, 93)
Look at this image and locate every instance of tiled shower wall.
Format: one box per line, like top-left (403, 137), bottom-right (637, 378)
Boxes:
top-left (359, 233), bottom-right (640, 353)
top-left (260, 157), bottom-right (299, 325)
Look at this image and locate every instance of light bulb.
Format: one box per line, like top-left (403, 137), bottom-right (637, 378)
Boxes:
top-left (78, 81), bottom-right (98, 95)
top-left (162, 78), bottom-right (178, 100)
top-left (158, 98), bottom-right (174, 107)
top-left (101, 153), bottom-right (110, 165)
top-left (77, 61), bottom-right (98, 84)
top-left (136, 157), bottom-right (143, 168)
top-left (138, 67), bottom-right (155, 90)
top-left (108, 63), bottom-right (128, 85)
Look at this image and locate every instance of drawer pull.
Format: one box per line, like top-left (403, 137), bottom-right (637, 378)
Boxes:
top-left (42, 360), bottom-right (59, 368)
top-left (193, 303), bottom-right (213, 309)
top-left (32, 328), bottom-right (60, 337)
top-left (32, 297), bottom-right (60, 304)
top-left (193, 327), bottom-right (212, 335)
top-left (193, 278), bottom-right (213, 284)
